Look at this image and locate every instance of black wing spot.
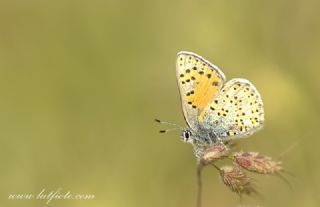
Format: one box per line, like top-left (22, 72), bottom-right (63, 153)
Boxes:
top-left (212, 81), bottom-right (219, 86)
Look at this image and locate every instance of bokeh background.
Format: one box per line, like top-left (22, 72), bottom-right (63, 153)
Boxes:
top-left (0, 0), bottom-right (320, 207)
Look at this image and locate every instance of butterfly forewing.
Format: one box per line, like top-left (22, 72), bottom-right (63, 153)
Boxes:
top-left (176, 51), bottom-right (226, 131)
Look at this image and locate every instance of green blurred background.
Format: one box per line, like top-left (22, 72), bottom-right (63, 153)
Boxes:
top-left (0, 0), bottom-right (319, 207)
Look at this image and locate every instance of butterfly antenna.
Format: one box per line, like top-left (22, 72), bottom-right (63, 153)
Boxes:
top-left (155, 118), bottom-right (183, 129)
top-left (159, 127), bottom-right (180, 133)
top-left (155, 119), bottom-right (182, 133)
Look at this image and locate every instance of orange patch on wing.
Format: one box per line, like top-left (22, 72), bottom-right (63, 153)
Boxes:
top-left (186, 70), bottom-right (222, 122)
top-left (196, 78), bottom-right (220, 109)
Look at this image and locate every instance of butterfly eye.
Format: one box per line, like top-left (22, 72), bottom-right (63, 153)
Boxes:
top-left (182, 130), bottom-right (192, 142)
top-left (184, 131), bottom-right (190, 139)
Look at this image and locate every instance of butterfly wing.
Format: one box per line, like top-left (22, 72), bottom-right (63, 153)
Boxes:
top-left (202, 78), bottom-right (264, 140)
top-left (176, 51), bottom-right (226, 130)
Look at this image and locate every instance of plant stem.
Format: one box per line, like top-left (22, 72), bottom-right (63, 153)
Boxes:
top-left (196, 164), bottom-right (203, 207)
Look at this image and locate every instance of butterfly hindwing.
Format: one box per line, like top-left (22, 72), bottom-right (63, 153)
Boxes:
top-left (202, 78), bottom-right (264, 140)
top-left (176, 51), bottom-right (225, 130)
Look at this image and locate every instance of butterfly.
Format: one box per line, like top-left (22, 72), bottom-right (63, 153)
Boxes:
top-left (173, 51), bottom-right (264, 158)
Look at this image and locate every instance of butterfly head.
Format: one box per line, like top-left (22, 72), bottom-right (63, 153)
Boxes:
top-left (181, 128), bottom-right (194, 143)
